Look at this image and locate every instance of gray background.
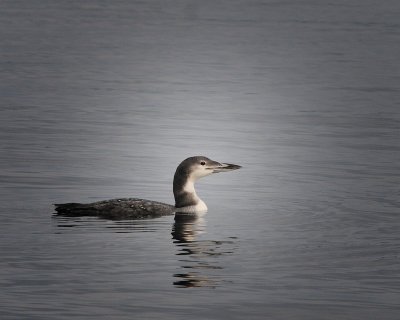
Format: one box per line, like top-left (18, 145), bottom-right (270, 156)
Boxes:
top-left (1, 1), bottom-right (399, 319)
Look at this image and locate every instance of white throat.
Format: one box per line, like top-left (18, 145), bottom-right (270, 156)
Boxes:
top-left (175, 179), bottom-right (208, 213)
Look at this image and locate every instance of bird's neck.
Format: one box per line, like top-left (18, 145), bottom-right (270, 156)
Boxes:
top-left (173, 172), bottom-right (207, 213)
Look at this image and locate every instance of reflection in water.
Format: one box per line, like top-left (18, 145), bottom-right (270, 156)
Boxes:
top-left (53, 215), bottom-right (169, 233)
top-left (172, 214), bottom-right (236, 288)
top-left (172, 214), bottom-right (207, 242)
top-left (54, 214), bottom-right (237, 289)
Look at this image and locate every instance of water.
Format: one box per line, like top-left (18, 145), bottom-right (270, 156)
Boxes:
top-left (1, 1), bottom-right (400, 319)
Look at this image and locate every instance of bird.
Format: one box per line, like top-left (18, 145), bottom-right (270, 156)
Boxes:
top-left (54, 156), bottom-right (241, 219)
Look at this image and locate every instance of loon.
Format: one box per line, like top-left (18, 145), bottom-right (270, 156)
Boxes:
top-left (54, 156), bottom-right (241, 219)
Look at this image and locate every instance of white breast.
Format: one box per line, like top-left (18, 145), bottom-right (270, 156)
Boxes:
top-left (175, 199), bottom-right (208, 214)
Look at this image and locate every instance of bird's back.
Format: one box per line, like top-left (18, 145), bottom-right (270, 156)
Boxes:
top-left (54, 198), bottom-right (175, 220)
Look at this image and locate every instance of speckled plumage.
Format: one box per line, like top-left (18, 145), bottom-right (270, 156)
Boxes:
top-left (54, 198), bottom-right (175, 219)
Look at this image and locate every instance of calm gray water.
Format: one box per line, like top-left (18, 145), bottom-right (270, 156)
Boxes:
top-left (1, 1), bottom-right (400, 319)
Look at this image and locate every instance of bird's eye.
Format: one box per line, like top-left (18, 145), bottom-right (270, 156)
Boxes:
top-left (200, 161), bottom-right (206, 166)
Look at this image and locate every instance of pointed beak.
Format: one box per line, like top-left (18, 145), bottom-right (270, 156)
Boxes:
top-left (211, 162), bottom-right (242, 173)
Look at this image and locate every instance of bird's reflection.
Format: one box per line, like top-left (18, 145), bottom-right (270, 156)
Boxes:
top-left (172, 213), bottom-right (206, 242)
top-left (54, 213), bottom-right (237, 289)
top-left (53, 214), bottom-right (171, 233)
top-left (172, 214), bottom-right (235, 288)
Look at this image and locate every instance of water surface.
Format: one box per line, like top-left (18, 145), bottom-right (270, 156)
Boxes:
top-left (1, 1), bottom-right (399, 319)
